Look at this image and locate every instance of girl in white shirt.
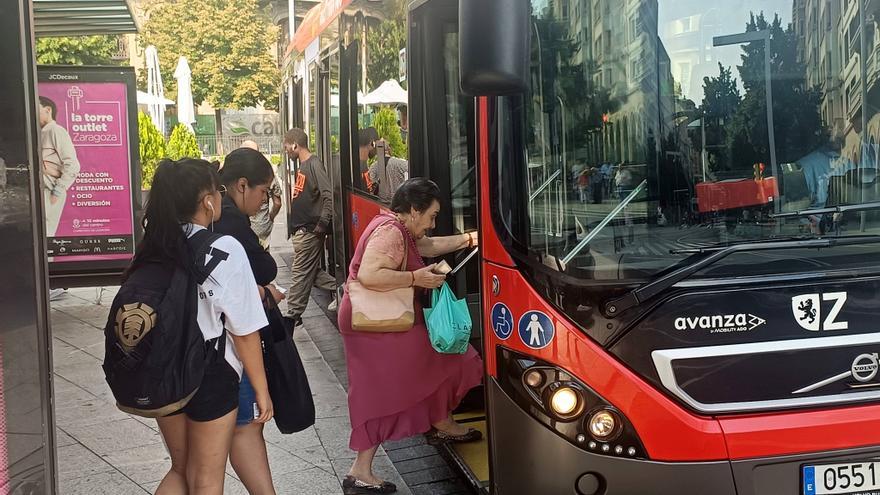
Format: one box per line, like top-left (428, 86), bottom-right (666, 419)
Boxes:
top-left (131, 158), bottom-right (274, 495)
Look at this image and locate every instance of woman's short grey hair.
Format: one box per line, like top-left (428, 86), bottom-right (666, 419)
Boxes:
top-left (390, 178), bottom-right (441, 214)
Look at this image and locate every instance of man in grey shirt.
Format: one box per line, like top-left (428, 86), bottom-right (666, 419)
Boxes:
top-left (284, 128), bottom-right (336, 323)
top-left (39, 96), bottom-right (80, 237)
top-left (359, 127), bottom-right (408, 203)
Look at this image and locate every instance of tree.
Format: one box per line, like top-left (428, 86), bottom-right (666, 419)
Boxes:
top-left (166, 124), bottom-right (201, 160)
top-left (724, 12), bottom-right (826, 173)
top-left (36, 36), bottom-right (121, 65)
top-left (138, 112), bottom-right (167, 189)
top-left (140, 0), bottom-right (280, 110)
top-left (365, 21), bottom-right (406, 91)
top-left (530, 7), bottom-right (620, 162)
top-left (372, 107), bottom-right (407, 158)
top-left (700, 63), bottom-right (742, 173)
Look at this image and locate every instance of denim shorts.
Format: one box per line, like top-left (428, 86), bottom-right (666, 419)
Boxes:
top-left (236, 373), bottom-right (258, 426)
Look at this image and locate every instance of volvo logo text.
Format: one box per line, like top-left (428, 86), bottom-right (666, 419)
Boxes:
top-left (793, 352), bottom-right (879, 394)
top-left (851, 353), bottom-right (879, 383)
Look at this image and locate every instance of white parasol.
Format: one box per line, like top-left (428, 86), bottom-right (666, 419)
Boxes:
top-left (360, 80), bottom-right (408, 106)
top-left (173, 56), bottom-right (196, 132)
top-left (136, 91), bottom-right (174, 106)
top-left (144, 45), bottom-right (166, 134)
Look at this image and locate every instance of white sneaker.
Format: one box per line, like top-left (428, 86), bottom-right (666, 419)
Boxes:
top-left (327, 298), bottom-right (338, 312)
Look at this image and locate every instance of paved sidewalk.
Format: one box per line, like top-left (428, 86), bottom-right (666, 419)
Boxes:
top-left (51, 225), bottom-right (410, 493)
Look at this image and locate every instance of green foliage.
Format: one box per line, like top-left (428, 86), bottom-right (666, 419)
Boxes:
top-left (372, 107), bottom-right (407, 158)
top-left (138, 112), bottom-right (167, 189)
top-left (35, 35), bottom-right (121, 65)
top-left (166, 124), bottom-right (201, 160)
top-left (365, 7), bottom-right (407, 90)
top-left (700, 63), bottom-right (742, 172)
top-left (268, 154), bottom-right (282, 166)
top-left (140, 0), bottom-right (280, 110)
top-left (531, 9), bottom-right (619, 155)
top-left (717, 12), bottom-right (826, 174)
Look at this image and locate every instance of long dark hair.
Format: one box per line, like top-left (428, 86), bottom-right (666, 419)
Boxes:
top-left (220, 148), bottom-right (274, 188)
top-left (126, 158), bottom-right (219, 278)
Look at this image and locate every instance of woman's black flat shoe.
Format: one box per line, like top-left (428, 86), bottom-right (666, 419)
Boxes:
top-left (426, 427), bottom-right (483, 445)
top-left (342, 475), bottom-right (397, 494)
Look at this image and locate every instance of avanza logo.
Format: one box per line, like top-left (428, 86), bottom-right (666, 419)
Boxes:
top-left (674, 313), bottom-right (766, 333)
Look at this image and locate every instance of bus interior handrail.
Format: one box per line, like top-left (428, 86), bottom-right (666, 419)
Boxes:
top-left (529, 169), bottom-right (561, 202)
top-left (560, 179), bottom-right (647, 265)
top-left (450, 246), bottom-right (479, 276)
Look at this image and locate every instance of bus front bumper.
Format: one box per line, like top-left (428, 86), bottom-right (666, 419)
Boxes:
top-left (487, 378), bottom-right (880, 494)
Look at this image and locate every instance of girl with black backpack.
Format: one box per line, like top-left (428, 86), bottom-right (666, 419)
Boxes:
top-left (133, 159), bottom-right (274, 494)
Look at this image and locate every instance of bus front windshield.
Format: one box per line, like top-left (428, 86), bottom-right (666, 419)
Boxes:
top-left (497, 0), bottom-right (880, 281)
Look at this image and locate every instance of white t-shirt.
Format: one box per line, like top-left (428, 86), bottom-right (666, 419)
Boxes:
top-left (185, 224), bottom-right (268, 378)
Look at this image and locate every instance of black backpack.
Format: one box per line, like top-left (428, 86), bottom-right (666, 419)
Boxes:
top-left (102, 229), bottom-right (223, 418)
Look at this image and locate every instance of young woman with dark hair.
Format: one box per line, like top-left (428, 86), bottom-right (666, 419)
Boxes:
top-left (214, 147), bottom-right (284, 494)
top-left (339, 178), bottom-right (482, 494)
top-left (138, 158), bottom-right (274, 495)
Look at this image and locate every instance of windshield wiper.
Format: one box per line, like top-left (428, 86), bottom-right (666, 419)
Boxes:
top-left (561, 179), bottom-right (647, 265)
top-left (603, 235), bottom-right (880, 318)
top-left (770, 201), bottom-right (880, 219)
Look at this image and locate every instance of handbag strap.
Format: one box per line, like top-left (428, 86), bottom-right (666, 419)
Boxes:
top-left (376, 214), bottom-right (418, 271)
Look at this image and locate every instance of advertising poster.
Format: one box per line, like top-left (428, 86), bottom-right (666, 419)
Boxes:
top-left (38, 67), bottom-right (141, 281)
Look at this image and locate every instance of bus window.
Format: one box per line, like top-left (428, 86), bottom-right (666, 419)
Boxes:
top-left (497, 0), bottom-right (880, 287)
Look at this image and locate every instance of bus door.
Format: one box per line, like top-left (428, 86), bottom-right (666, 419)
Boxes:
top-left (409, 0), bottom-right (487, 490)
top-left (282, 76), bottom-right (303, 235)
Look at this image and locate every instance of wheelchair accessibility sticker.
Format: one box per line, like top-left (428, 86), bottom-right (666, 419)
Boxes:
top-left (518, 311), bottom-right (554, 349)
top-left (491, 302), bottom-right (514, 340)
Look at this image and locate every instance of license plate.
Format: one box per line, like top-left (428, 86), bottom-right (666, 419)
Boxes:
top-left (804, 461), bottom-right (880, 495)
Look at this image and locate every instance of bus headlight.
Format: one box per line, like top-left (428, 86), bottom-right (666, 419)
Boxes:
top-left (549, 386), bottom-right (581, 417)
top-left (587, 409), bottom-right (620, 440)
top-left (524, 369), bottom-right (544, 388)
top-left (498, 348), bottom-right (646, 459)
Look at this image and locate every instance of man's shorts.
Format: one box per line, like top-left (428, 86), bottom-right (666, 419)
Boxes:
top-left (169, 359), bottom-right (239, 422)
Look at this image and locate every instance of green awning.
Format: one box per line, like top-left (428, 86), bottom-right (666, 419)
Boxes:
top-left (34, 0), bottom-right (139, 36)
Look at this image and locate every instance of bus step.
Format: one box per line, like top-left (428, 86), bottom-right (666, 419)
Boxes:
top-left (439, 412), bottom-right (490, 494)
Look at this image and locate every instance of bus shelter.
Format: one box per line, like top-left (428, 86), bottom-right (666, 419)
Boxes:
top-left (1, 1), bottom-right (137, 492)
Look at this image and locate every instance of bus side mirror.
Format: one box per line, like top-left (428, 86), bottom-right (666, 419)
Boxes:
top-left (459, 0), bottom-right (529, 96)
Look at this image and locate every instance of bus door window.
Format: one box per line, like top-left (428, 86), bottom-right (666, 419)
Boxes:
top-left (440, 24), bottom-right (479, 306)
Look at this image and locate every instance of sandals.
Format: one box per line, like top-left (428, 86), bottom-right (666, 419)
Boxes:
top-left (425, 427), bottom-right (483, 445)
top-left (342, 475), bottom-right (397, 494)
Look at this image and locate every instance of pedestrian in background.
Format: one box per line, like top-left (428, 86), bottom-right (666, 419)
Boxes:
top-left (284, 128), bottom-right (336, 325)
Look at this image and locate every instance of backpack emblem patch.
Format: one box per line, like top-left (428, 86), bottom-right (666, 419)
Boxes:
top-left (115, 303), bottom-right (157, 351)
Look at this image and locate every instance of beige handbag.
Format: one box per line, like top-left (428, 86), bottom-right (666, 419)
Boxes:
top-left (348, 227), bottom-right (415, 332)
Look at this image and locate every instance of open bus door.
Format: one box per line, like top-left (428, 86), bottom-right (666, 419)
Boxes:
top-left (409, 0), bottom-right (488, 490)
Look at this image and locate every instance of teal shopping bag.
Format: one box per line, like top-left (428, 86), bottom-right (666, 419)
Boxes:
top-left (424, 282), bottom-right (472, 354)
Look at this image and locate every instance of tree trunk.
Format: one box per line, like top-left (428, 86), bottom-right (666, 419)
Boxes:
top-left (215, 108), bottom-right (224, 155)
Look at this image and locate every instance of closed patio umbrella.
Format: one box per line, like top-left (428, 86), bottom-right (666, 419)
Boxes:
top-left (174, 56), bottom-right (196, 132)
top-left (144, 45), bottom-right (166, 134)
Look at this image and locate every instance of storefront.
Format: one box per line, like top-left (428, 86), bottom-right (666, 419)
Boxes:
top-left (0, 1), bottom-right (137, 492)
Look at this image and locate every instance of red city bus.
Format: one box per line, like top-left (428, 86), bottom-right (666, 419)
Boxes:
top-left (284, 0), bottom-right (880, 493)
